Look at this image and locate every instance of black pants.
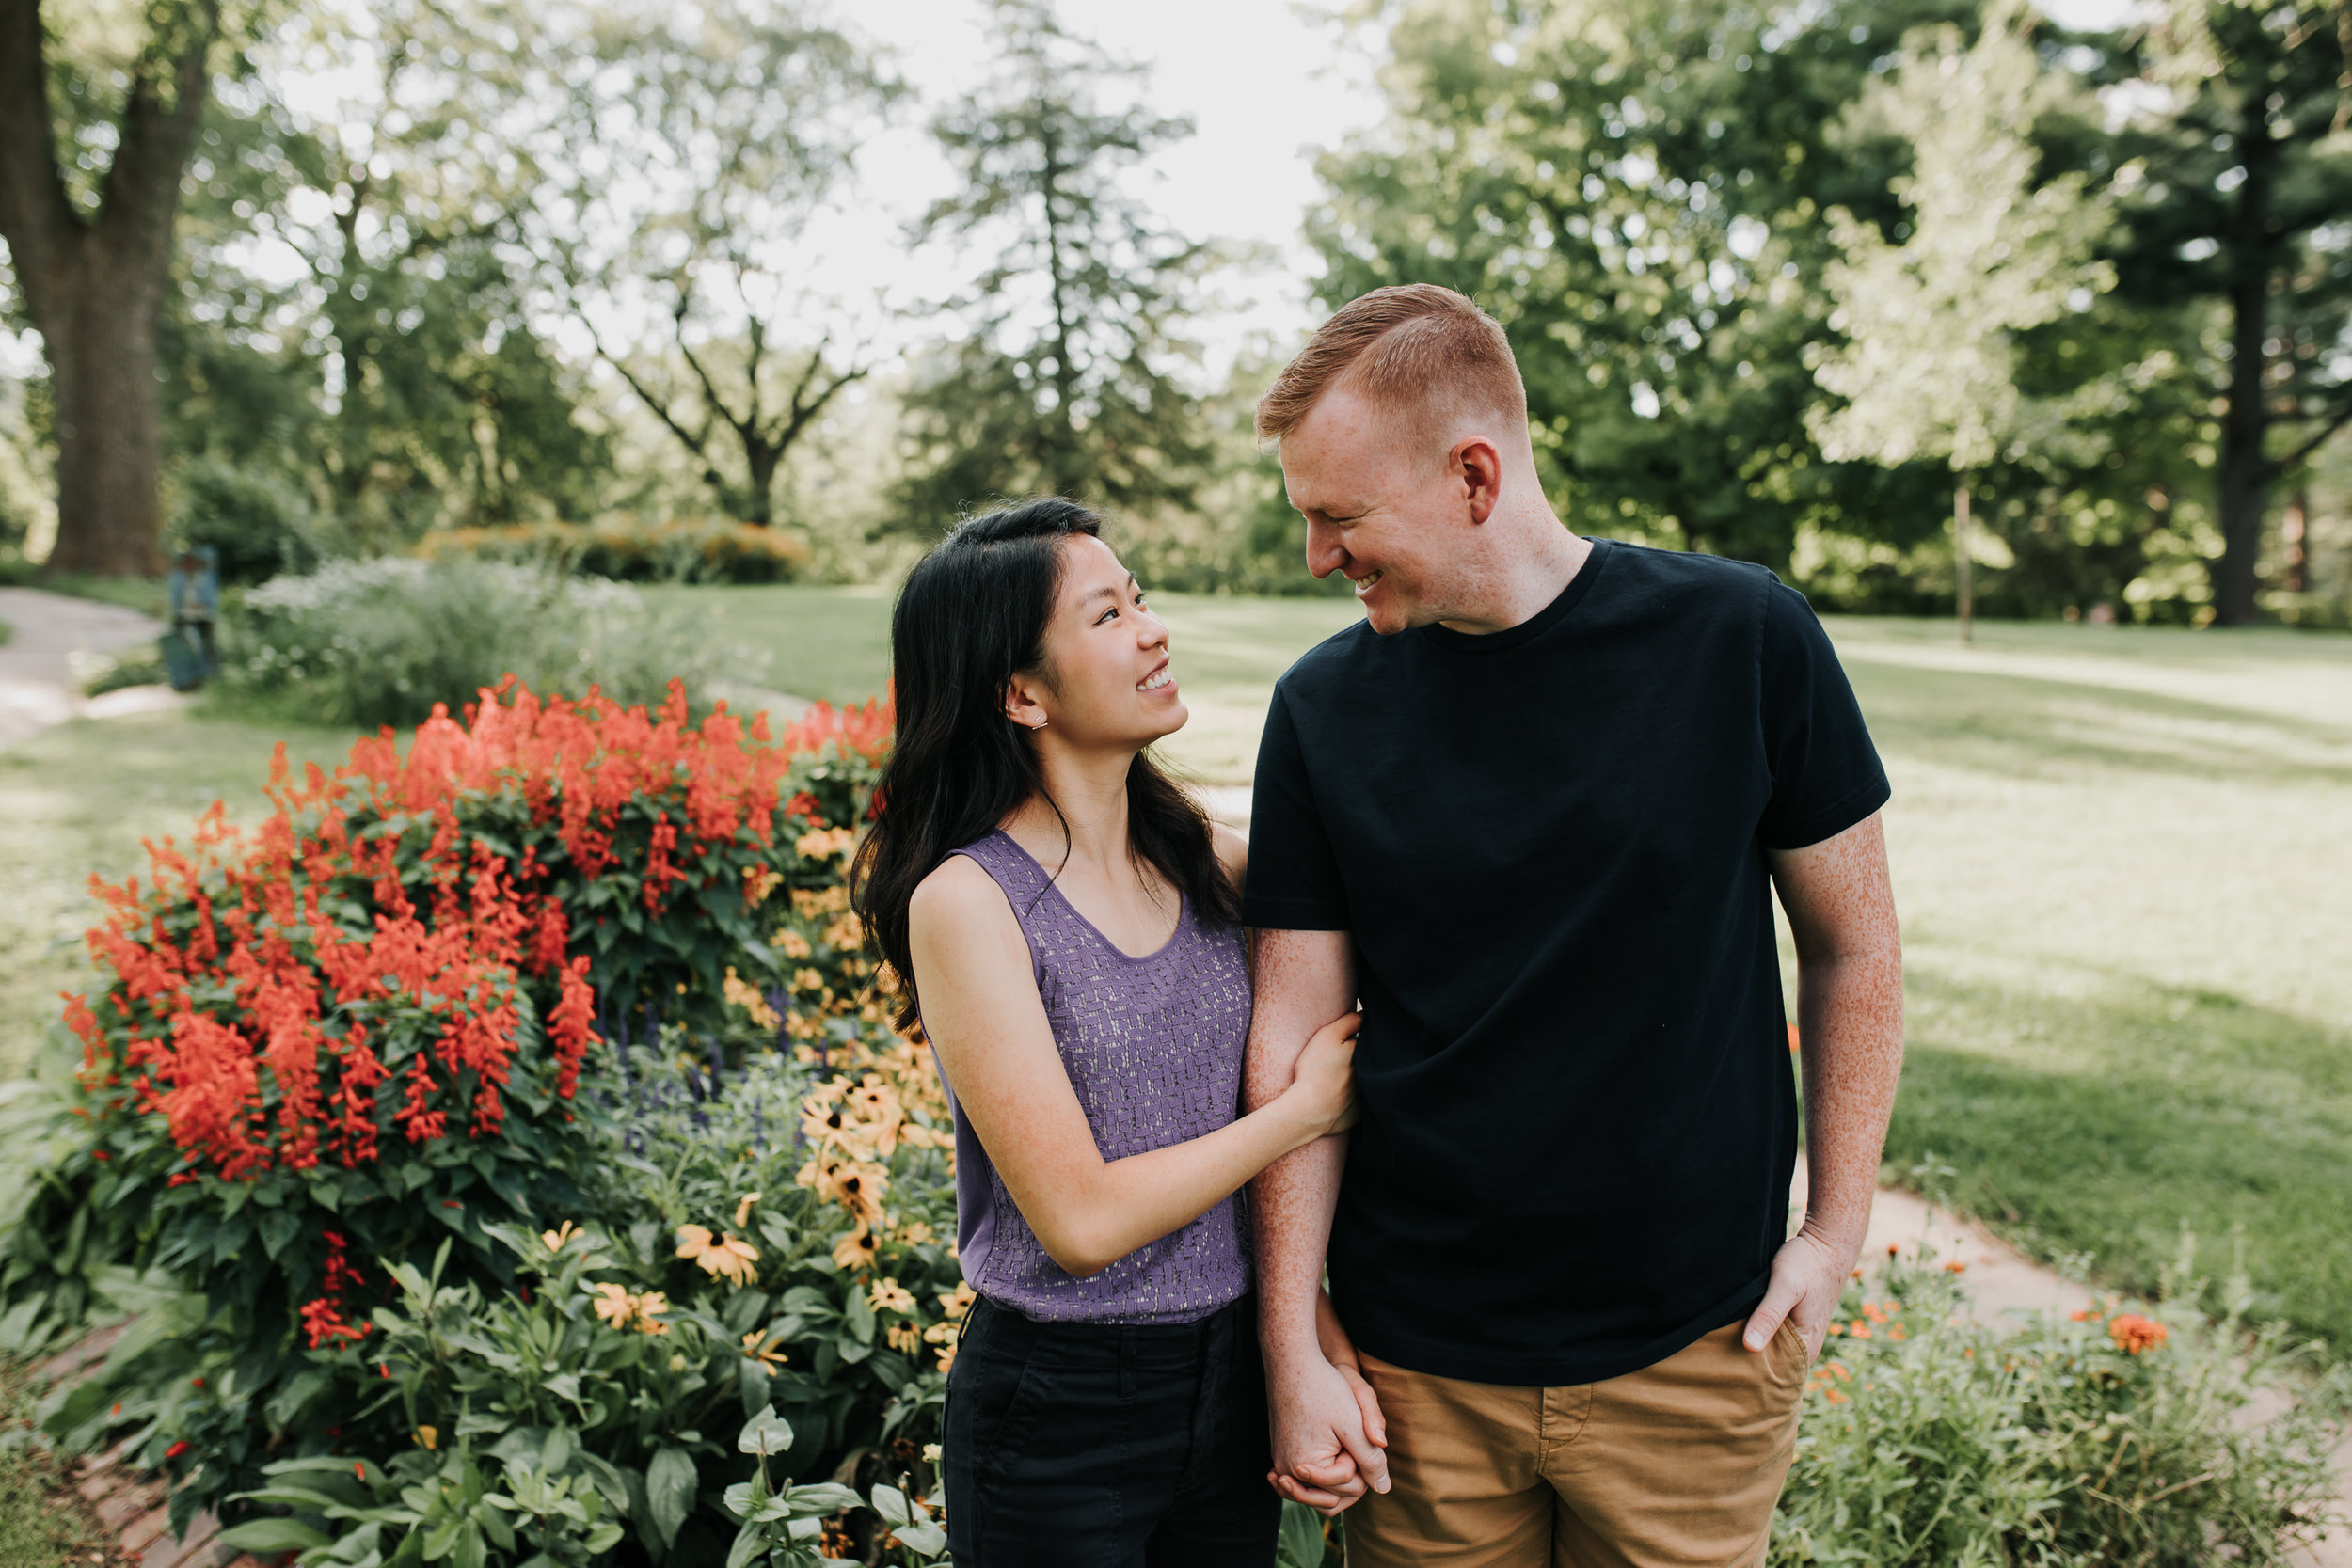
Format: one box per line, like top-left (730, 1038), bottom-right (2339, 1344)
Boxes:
top-left (943, 1292), bottom-right (1279, 1567)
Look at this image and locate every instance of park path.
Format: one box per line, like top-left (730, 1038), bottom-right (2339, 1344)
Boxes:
top-left (0, 586), bottom-right (183, 749)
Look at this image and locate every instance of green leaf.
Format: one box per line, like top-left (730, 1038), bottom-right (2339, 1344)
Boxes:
top-left (257, 1205), bottom-right (301, 1260)
top-left (453, 1521), bottom-right (485, 1568)
top-left (646, 1445), bottom-right (697, 1550)
top-left (868, 1483), bottom-right (910, 1528)
top-left (842, 1287), bottom-right (875, 1345)
top-left (1276, 1500), bottom-right (1327, 1568)
top-left (893, 1517), bottom-right (948, 1558)
top-left (737, 1404), bottom-right (795, 1458)
top-left (724, 1522), bottom-right (767, 1568)
top-left (217, 1519), bottom-right (334, 1552)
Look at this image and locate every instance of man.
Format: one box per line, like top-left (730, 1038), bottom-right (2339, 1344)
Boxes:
top-left (1241, 284), bottom-right (1904, 1567)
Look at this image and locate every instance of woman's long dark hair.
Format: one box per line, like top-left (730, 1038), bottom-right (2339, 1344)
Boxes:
top-left (853, 499), bottom-right (1240, 1031)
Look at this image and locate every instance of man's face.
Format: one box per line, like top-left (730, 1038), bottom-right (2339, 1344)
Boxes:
top-left (1278, 387), bottom-right (1474, 635)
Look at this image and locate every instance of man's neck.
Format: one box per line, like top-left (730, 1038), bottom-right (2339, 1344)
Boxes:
top-left (1435, 519), bottom-right (1593, 636)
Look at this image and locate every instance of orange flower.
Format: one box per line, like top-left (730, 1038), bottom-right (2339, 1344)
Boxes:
top-left (676, 1224), bottom-right (762, 1287)
top-left (2108, 1314), bottom-right (2169, 1355)
top-left (740, 1329), bottom-right (788, 1370)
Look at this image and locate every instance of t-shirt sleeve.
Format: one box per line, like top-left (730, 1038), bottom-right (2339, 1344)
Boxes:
top-left (1756, 578), bottom-right (1891, 850)
top-left (1239, 684), bottom-right (1352, 931)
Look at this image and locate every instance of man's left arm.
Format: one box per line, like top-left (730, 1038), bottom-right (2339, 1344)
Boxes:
top-left (1744, 810), bottom-right (1904, 1359)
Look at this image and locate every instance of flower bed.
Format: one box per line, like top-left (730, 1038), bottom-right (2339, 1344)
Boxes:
top-left (0, 679), bottom-right (972, 1563)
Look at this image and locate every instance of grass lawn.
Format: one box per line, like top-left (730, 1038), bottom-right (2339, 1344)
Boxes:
top-left (0, 710), bottom-right (360, 1079)
top-left (2, 589), bottom-right (2346, 1344)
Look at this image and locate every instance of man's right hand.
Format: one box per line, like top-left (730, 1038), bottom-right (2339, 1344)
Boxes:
top-left (1266, 1351), bottom-right (1391, 1515)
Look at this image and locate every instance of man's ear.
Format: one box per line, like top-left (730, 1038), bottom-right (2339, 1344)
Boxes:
top-left (1454, 436), bottom-right (1504, 524)
top-left (1003, 673), bottom-right (1051, 732)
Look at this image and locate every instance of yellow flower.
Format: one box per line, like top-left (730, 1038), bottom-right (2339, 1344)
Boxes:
top-left (541, 1221), bottom-right (580, 1254)
top-left (791, 967), bottom-right (826, 994)
top-left (723, 968), bottom-right (780, 1029)
top-left (833, 1224), bottom-right (881, 1273)
top-left (934, 1342), bottom-right (958, 1374)
top-left (796, 827), bottom-right (855, 862)
top-left (791, 886), bottom-right (849, 919)
top-left (771, 927), bottom-right (813, 959)
top-left (676, 1225), bottom-right (762, 1288)
top-left (634, 1291), bottom-right (671, 1334)
top-left (734, 1192), bottom-right (762, 1230)
top-left (897, 1221), bottom-right (935, 1247)
top-left (590, 1282), bottom-right (636, 1327)
top-left (887, 1323), bottom-right (922, 1355)
top-left (799, 1156), bottom-right (890, 1228)
top-left (823, 913), bottom-right (864, 951)
top-left (416, 1425), bottom-right (438, 1450)
top-left (937, 1281), bottom-right (977, 1322)
top-left (869, 1277), bottom-right (918, 1316)
top-left (740, 1329), bottom-right (788, 1370)
top-left (744, 866), bottom-right (782, 908)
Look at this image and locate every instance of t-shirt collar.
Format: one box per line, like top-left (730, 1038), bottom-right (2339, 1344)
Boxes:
top-left (1415, 536), bottom-right (1614, 656)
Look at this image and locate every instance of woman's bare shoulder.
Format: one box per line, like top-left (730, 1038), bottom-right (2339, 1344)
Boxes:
top-left (1211, 821), bottom-right (1248, 891)
top-left (909, 853), bottom-right (1015, 936)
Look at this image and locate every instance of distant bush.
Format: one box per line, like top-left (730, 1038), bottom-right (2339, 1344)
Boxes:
top-left (221, 557), bottom-right (723, 727)
top-left (421, 519), bottom-right (811, 585)
top-left (167, 454), bottom-right (337, 586)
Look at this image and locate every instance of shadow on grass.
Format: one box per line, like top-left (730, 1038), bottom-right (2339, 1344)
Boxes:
top-left (1846, 658), bottom-right (2352, 785)
top-left (1885, 968), bottom-right (2352, 1346)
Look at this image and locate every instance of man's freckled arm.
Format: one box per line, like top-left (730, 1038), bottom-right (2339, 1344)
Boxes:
top-left (1245, 927), bottom-right (1356, 1364)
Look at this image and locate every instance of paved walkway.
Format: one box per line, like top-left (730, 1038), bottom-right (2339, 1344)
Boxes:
top-left (0, 586), bottom-right (184, 749)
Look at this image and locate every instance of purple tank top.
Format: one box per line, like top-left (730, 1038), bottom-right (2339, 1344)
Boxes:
top-left (933, 830), bottom-right (1253, 1323)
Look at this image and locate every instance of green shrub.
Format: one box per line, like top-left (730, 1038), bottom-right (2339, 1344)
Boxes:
top-left (421, 519), bottom-right (811, 586)
top-left (1771, 1238), bottom-right (2350, 1566)
top-left (220, 556), bottom-right (724, 727)
top-left (167, 454), bottom-right (335, 586)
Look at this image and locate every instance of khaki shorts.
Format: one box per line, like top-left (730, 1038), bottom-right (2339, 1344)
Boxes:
top-left (1346, 1320), bottom-right (1807, 1568)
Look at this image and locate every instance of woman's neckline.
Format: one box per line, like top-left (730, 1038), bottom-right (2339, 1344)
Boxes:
top-left (988, 829), bottom-right (1188, 963)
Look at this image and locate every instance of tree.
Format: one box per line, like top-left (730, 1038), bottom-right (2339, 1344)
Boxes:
top-left (555, 0), bottom-right (894, 528)
top-left (1807, 8), bottom-right (2118, 640)
top-left (2101, 0), bottom-right (2352, 624)
top-left (1307, 0), bottom-right (1977, 572)
top-left (892, 0), bottom-right (1212, 531)
top-left (0, 0), bottom-right (237, 575)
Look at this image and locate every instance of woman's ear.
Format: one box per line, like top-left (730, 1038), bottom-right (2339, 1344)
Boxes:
top-left (1003, 673), bottom-right (1051, 732)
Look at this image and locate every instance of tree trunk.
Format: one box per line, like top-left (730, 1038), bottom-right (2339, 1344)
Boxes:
top-left (1954, 483), bottom-right (1973, 645)
top-left (2282, 488), bottom-right (2309, 594)
top-left (0, 0), bottom-right (218, 578)
top-left (2211, 93), bottom-right (2280, 627)
top-left (44, 255), bottom-right (168, 575)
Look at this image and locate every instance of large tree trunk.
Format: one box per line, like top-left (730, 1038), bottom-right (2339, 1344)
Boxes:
top-left (0, 0), bottom-right (219, 578)
top-left (2211, 92), bottom-right (2280, 627)
top-left (44, 254), bottom-right (168, 574)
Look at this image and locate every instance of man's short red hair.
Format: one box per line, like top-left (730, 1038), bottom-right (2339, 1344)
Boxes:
top-left (1255, 283), bottom-right (1527, 445)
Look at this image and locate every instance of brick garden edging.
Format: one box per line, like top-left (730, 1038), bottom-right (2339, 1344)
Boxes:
top-left (37, 1324), bottom-right (263, 1568)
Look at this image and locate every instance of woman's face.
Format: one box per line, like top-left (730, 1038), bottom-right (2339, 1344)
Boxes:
top-left (1010, 534), bottom-right (1185, 749)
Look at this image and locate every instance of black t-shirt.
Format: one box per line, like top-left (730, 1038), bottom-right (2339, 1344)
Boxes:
top-left (1241, 538), bottom-right (1889, 1386)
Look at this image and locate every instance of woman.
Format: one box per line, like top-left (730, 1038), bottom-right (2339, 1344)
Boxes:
top-left (853, 499), bottom-right (1360, 1566)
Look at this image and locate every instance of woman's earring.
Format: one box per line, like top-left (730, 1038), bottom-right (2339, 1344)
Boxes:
top-left (1032, 719), bottom-right (1048, 730)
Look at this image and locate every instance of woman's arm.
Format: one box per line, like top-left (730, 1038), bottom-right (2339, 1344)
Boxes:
top-left (911, 856), bottom-right (1353, 1279)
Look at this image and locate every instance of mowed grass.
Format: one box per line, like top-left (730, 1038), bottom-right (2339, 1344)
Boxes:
top-left (0, 710), bottom-right (360, 1079)
top-left (3, 588), bottom-right (2347, 1342)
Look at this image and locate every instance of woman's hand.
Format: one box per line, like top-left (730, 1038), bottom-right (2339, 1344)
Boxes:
top-left (1279, 1009), bottom-right (1359, 1140)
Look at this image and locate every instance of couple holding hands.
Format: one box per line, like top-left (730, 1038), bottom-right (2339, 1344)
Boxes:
top-left (850, 285), bottom-right (1906, 1567)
